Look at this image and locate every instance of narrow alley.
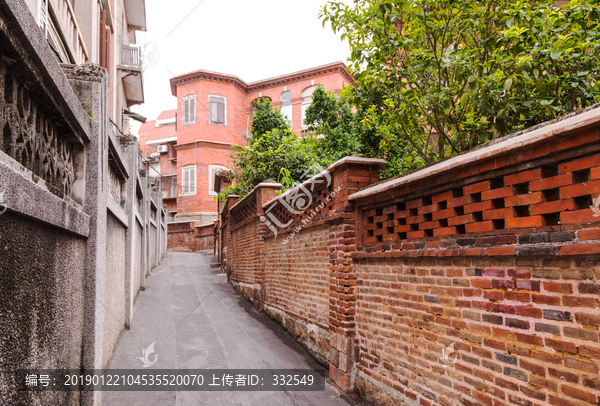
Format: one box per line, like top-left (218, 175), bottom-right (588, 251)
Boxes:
top-left (103, 252), bottom-right (367, 406)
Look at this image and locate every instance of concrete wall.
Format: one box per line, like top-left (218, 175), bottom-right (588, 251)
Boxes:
top-left (103, 213), bottom-right (127, 369)
top-left (0, 2), bottom-right (167, 405)
top-left (220, 106), bottom-right (600, 406)
top-left (0, 212), bottom-right (86, 406)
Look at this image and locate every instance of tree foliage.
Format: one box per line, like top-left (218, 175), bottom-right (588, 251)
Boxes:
top-left (304, 86), bottom-right (364, 163)
top-left (321, 0), bottom-right (600, 165)
top-left (229, 99), bottom-right (321, 196)
top-left (250, 98), bottom-right (290, 139)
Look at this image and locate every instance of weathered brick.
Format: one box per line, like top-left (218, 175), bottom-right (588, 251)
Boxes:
top-left (576, 313), bottom-right (600, 326)
top-left (496, 353), bottom-right (517, 365)
top-left (504, 168), bottom-right (544, 186)
top-left (545, 338), bottom-right (577, 354)
top-left (506, 318), bottom-right (530, 329)
top-left (543, 310), bottom-right (572, 322)
top-left (561, 384), bottom-right (598, 404)
top-left (504, 366), bottom-right (528, 382)
top-left (563, 327), bottom-right (598, 342)
top-left (535, 322), bottom-right (560, 335)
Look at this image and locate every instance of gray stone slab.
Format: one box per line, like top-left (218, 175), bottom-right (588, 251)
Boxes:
top-left (0, 156), bottom-right (89, 237)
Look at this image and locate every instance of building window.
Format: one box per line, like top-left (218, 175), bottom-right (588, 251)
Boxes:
top-left (209, 96), bottom-right (226, 125)
top-left (182, 96), bottom-right (196, 126)
top-left (280, 91), bottom-right (292, 128)
top-left (182, 166), bottom-right (196, 196)
top-left (301, 85), bottom-right (318, 128)
top-left (208, 165), bottom-right (228, 195)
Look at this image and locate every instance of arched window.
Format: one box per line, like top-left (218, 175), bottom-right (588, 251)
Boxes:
top-left (301, 85), bottom-right (318, 128)
top-left (251, 96), bottom-right (271, 116)
top-left (280, 91), bottom-right (292, 127)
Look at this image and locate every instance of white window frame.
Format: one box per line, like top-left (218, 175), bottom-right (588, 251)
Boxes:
top-left (301, 102), bottom-right (310, 128)
top-left (208, 165), bottom-right (228, 196)
top-left (182, 95), bottom-right (196, 127)
top-left (208, 95), bottom-right (227, 125)
top-left (182, 165), bottom-right (197, 196)
top-left (280, 91), bottom-right (293, 128)
top-left (301, 85), bottom-right (318, 128)
top-left (281, 105), bottom-right (292, 128)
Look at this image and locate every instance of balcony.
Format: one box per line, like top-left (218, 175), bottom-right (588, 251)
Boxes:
top-left (118, 44), bottom-right (144, 106)
top-left (160, 175), bottom-right (180, 201)
top-left (122, 44), bottom-right (142, 67)
top-left (39, 0), bottom-right (89, 64)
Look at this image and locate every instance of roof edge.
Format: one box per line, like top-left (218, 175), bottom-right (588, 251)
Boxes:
top-left (169, 62), bottom-right (355, 96)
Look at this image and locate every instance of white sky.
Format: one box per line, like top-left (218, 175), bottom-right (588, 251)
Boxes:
top-left (131, 0), bottom-right (350, 134)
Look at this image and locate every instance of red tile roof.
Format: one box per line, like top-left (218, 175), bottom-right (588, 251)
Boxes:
top-left (157, 109), bottom-right (177, 120)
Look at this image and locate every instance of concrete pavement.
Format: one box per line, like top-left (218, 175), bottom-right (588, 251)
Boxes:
top-left (103, 252), bottom-right (369, 406)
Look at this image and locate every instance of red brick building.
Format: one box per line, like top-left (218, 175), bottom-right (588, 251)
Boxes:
top-left (139, 62), bottom-right (354, 223)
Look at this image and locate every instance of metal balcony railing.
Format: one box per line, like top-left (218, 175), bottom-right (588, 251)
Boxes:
top-left (122, 44), bottom-right (142, 67)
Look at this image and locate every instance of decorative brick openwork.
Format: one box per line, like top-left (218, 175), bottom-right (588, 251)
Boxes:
top-left (356, 127), bottom-right (600, 259)
top-left (231, 196), bottom-right (257, 228)
top-left (0, 59), bottom-right (81, 198)
top-left (262, 182), bottom-right (336, 237)
top-left (168, 221), bottom-right (193, 233)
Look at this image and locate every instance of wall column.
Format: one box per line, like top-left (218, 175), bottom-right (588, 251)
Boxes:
top-left (64, 64), bottom-right (110, 406)
top-left (327, 158), bottom-right (386, 391)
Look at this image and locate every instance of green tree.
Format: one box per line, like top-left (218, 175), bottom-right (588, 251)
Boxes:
top-left (250, 98), bottom-right (290, 139)
top-left (304, 85), bottom-right (363, 164)
top-left (305, 85), bottom-right (423, 178)
top-left (321, 0), bottom-right (600, 165)
top-left (226, 98), bottom-right (321, 197)
top-left (230, 130), bottom-right (321, 196)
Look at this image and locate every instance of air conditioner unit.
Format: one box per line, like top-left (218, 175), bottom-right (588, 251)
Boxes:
top-left (157, 145), bottom-right (168, 153)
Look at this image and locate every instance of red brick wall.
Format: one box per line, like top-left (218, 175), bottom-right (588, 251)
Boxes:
top-left (176, 142), bottom-right (233, 214)
top-left (218, 107), bottom-right (600, 405)
top-left (353, 256), bottom-right (600, 406)
top-left (167, 222), bottom-right (214, 252)
top-left (231, 221), bottom-right (256, 287)
top-left (264, 225), bottom-right (330, 326)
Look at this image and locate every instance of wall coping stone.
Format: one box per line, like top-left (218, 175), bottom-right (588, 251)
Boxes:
top-left (168, 220), bottom-right (199, 225)
top-left (261, 157), bottom-right (385, 210)
top-left (326, 156), bottom-right (387, 172)
top-left (350, 104), bottom-right (600, 201)
top-left (107, 197), bottom-right (129, 228)
top-left (231, 183), bottom-right (281, 213)
top-left (107, 127), bottom-right (130, 180)
top-left (0, 155), bottom-right (90, 237)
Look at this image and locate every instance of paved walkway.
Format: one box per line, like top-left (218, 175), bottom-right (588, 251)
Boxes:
top-left (104, 252), bottom-right (368, 406)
